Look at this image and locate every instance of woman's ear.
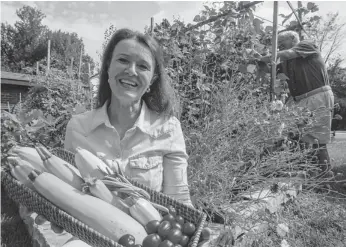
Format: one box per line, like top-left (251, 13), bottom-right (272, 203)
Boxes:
top-left (151, 74), bottom-right (158, 85)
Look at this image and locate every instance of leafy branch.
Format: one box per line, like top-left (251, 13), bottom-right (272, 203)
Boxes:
top-left (185, 1), bottom-right (264, 32)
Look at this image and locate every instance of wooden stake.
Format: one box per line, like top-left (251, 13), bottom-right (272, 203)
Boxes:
top-left (270, 1), bottom-right (279, 102)
top-left (19, 93), bottom-right (22, 112)
top-left (7, 102), bottom-right (10, 112)
top-left (88, 62), bottom-right (93, 110)
top-left (297, 1), bottom-right (303, 40)
top-left (78, 46), bottom-right (83, 80)
top-left (70, 57), bottom-right (74, 78)
top-left (47, 40), bottom-right (51, 75)
top-left (150, 17), bottom-right (154, 35)
top-left (287, 1), bottom-right (305, 39)
top-left (36, 62), bottom-right (39, 75)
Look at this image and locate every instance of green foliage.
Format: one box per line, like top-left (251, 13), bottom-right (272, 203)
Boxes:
top-left (97, 24), bottom-right (117, 63)
top-left (147, 3), bottom-right (278, 129)
top-left (1, 6), bottom-right (47, 71)
top-left (130, 2), bottom-right (340, 218)
top-left (328, 57), bottom-right (346, 130)
top-left (1, 72), bottom-right (91, 157)
top-left (1, 0), bottom-right (341, 226)
top-left (329, 58), bottom-right (346, 98)
top-left (1, 5), bottom-right (95, 82)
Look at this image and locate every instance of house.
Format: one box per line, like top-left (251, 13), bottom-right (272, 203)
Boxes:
top-left (1, 71), bottom-right (36, 111)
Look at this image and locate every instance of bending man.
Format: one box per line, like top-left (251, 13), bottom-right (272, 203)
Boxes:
top-left (259, 30), bottom-right (334, 176)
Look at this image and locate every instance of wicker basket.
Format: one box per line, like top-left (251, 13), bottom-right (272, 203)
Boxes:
top-left (1, 148), bottom-right (207, 247)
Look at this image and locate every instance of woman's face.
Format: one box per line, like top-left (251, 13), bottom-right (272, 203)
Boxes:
top-left (108, 39), bottom-right (156, 106)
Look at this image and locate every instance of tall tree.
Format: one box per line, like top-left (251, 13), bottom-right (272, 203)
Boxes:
top-left (1, 5), bottom-right (95, 79)
top-left (13, 6), bottom-right (48, 67)
top-left (97, 24), bottom-right (117, 62)
top-left (1, 22), bottom-right (17, 71)
top-left (305, 13), bottom-right (346, 64)
top-left (328, 57), bottom-right (346, 98)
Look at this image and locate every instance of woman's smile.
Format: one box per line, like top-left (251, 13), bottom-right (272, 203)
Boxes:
top-left (118, 78), bottom-right (139, 88)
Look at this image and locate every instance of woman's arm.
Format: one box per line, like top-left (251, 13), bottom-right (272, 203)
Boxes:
top-left (162, 119), bottom-right (194, 207)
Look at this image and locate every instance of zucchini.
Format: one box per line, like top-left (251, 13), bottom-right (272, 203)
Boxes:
top-left (28, 171), bottom-right (147, 244)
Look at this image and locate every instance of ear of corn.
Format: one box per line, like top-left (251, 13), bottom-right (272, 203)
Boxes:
top-left (149, 202), bottom-right (170, 214)
top-left (96, 152), bottom-right (118, 174)
top-left (10, 146), bottom-right (47, 172)
top-left (101, 179), bottom-right (151, 200)
top-left (83, 177), bottom-right (113, 203)
top-left (7, 156), bottom-right (36, 190)
top-left (128, 196), bottom-right (162, 226)
top-left (82, 177), bottom-right (130, 215)
top-left (74, 147), bottom-right (110, 179)
top-left (35, 144), bottom-right (84, 190)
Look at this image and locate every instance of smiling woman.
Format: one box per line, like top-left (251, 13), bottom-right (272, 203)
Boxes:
top-left (64, 28), bottom-right (193, 206)
top-left (31, 30), bottom-right (213, 244)
top-left (97, 28), bottom-right (177, 116)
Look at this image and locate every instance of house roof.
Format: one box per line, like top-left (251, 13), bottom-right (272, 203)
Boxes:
top-left (1, 71), bottom-right (36, 86)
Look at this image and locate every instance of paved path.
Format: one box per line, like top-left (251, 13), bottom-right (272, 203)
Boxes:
top-left (332, 131), bottom-right (346, 142)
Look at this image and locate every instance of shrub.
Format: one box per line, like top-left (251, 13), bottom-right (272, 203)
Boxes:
top-left (1, 72), bottom-right (92, 158)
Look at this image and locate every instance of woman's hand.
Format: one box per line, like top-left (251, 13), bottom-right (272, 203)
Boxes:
top-left (197, 227), bottom-right (212, 246)
top-left (20, 207), bottom-right (64, 234)
top-left (34, 214), bottom-right (64, 234)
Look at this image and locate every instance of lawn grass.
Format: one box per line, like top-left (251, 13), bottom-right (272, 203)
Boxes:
top-left (252, 137), bottom-right (346, 247)
top-left (236, 137), bottom-right (346, 247)
top-left (250, 193), bottom-right (346, 247)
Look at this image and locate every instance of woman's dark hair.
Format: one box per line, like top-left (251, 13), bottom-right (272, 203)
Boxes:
top-left (97, 28), bottom-right (179, 118)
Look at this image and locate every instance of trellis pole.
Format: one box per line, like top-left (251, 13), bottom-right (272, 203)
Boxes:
top-left (150, 17), bottom-right (154, 36)
top-left (46, 40), bottom-right (51, 76)
top-left (297, 1), bottom-right (303, 40)
top-left (88, 62), bottom-right (93, 110)
top-left (270, 1), bottom-right (279, 102)
top-left (19, 93), bottom-right (22, 112)
top-left (78, 46), bottom-right (83, 80)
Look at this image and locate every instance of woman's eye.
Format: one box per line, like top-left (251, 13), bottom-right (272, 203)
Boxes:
top-left (138, 64), bottom-right (149, 70)
top-left (118, 58), bottom-right (128, 63)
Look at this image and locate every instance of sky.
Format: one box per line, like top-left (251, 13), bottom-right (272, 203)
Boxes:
top-left (1, 0), bottom-right (346, 70)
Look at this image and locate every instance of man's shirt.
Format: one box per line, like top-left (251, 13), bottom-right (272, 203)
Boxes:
top-left (278, 40), bottom-right (330, 97)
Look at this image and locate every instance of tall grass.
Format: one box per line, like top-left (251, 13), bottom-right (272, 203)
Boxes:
top-left (183, 82), bottom-right (336, 223)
